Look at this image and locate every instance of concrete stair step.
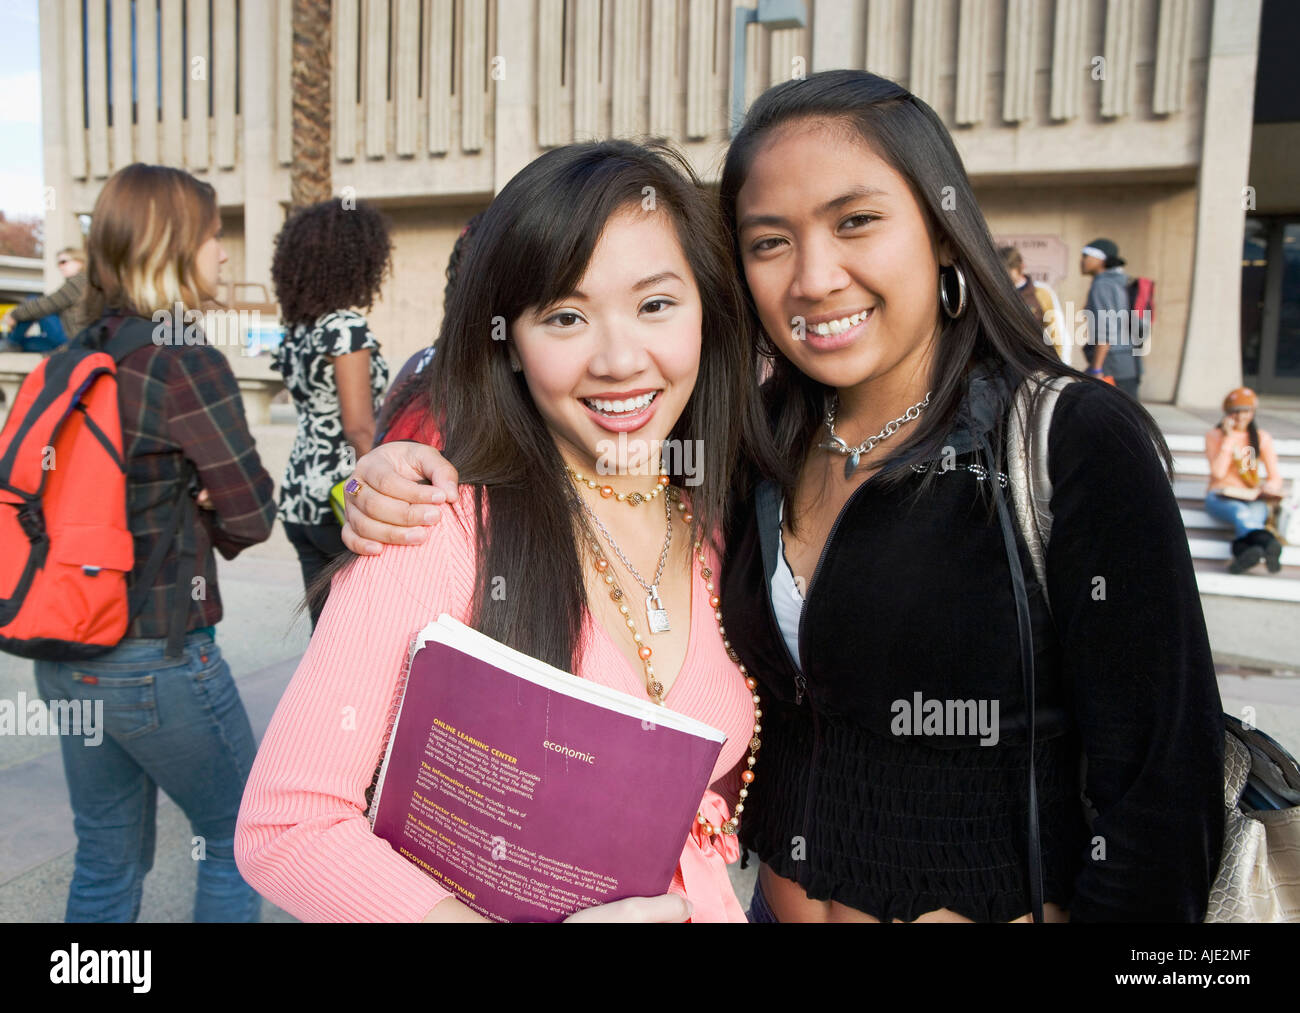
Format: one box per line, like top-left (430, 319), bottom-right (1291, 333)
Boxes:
top-left (1192, 558), bottom-right (1300, 603)
top-left (1185, 535), bottom-right (1300, 566)
top-left (1166, 433), bottom-right (1300, 457)
top-left (1172, 454), bottom-right (1300, 480)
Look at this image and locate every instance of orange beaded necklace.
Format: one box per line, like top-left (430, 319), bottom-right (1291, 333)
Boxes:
top-left (576, 481), bottom-right (760, 837)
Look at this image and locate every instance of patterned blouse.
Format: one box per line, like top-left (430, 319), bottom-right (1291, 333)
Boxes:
top-left (273, 309), bottom-right (389, 525)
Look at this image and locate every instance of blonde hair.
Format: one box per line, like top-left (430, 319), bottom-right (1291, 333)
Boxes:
top-left (80, 163), bottom-right (220, 323)
top-left (56, 246), bottom-right (86, 263)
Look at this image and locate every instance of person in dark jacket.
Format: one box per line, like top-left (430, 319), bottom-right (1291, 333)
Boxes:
top-left (1, 247), bottom-right (87, 352)
top-left (335, 73), bottom-right (1227, 923)
top-left (1081, 238), bottom-right (1141, 398)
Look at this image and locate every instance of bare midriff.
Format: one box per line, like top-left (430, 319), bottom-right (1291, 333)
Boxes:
top-left (758, 862), bottom-right (1069, 923)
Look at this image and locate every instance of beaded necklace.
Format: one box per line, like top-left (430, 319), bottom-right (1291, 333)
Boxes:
top-left (577, 482), bottom-right (760, 838)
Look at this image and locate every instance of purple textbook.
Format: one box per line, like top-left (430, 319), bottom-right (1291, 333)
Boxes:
top-left (368, 615), bottom-right (726, 922)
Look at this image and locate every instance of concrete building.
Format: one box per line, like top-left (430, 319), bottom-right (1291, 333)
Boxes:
top-left (31, 0), bottom-right (1298, 404)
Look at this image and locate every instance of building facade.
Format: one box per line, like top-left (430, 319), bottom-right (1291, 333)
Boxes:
top-left (33, 0), bottom-right (1296, 404)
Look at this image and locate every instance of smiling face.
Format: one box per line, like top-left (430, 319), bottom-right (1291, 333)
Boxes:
top-left (510, 205), bottom-right (703, 478)
top-left (735, 117), bottom-right (946, 398)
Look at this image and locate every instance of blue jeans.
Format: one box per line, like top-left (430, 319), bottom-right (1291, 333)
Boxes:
top-left (746, 874), bottom-right (779, 923)
top-left (4, 311), bottom-right (66, 352)
top-left (1204, 490), bottom-right (1269, 538)
top-left (33, 631), bottom-right (261, 922)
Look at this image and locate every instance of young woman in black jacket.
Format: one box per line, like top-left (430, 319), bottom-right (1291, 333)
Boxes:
top-left (332, 72), bottom-right (1225, 922)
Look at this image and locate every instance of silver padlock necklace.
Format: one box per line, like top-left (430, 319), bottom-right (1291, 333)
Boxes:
top-left (577, 488), bottom-right (674, 634)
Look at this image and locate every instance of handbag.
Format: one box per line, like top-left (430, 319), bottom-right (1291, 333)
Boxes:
top-left (1272, 493), bottom-right (1300, 545)
top-left (1006, 371), bottom-right (1300, 922)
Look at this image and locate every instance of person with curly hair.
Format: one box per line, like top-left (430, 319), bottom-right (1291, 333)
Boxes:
top-left (271, 198), bottom-right (392, 627)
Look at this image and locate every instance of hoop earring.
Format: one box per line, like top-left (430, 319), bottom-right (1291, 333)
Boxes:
top-left (940, 264), bottom-right (967, 319)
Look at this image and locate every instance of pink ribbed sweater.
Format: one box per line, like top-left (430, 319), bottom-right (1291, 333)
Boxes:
top-left (235, 493), bottom-right (753, 922)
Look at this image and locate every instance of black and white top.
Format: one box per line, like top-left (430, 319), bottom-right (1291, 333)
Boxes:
top-left (273, 309), bottom-right (389, 525)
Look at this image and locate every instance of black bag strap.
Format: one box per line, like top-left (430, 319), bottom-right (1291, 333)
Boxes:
top-left (978, 428), bottom-right (1046, 925)
top-left (87, 312), bottom-right (200, 657)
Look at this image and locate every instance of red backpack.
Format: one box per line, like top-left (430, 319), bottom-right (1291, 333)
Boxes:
top-left (1127, 276), bottom-right (1155, 350)
top-left (0, 315), bottom-right (194, 660)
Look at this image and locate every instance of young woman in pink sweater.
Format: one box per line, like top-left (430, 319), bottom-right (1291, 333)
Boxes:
top-left (234, 141), bottom-right (781, 922)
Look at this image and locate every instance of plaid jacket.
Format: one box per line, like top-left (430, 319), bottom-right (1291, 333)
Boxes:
top-left (112, 322), bottom-right (276, 638)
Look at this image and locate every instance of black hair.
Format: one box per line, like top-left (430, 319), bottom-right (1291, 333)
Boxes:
top-left (314, 140), bottom-right (780, 673)
top-left (271, 198), bottom-right (394, 327)
top-left (718, 70), bottom-right (1171, 525)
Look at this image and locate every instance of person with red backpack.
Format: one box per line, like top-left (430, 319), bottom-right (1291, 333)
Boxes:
top-left (1080, 238), bottom-right (1154, 400)
top-left (0, 164), bottom-right (276, 921)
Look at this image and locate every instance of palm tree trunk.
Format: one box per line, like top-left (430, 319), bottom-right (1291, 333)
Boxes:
top-left (290, 0), bottom-right (332, 210)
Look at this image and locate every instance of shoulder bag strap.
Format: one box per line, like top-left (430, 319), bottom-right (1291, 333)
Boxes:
top-left (996, 370), bottom-right (1078, 924)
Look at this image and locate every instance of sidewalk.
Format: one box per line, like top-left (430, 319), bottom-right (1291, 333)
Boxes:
top-left (1, 400), bottom-right (1295, 922)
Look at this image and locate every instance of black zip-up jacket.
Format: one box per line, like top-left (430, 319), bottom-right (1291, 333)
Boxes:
top-left (721, 361), bottom-right (1224, 921)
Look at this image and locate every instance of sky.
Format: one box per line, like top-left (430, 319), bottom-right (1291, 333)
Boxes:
top-left (0, 0), bottom-right (46, 220)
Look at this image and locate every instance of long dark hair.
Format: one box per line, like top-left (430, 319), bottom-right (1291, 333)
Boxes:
top-left (319, 141), bottom-right (778, 671)
top-left (719, 70), bottom-right (1171, 521)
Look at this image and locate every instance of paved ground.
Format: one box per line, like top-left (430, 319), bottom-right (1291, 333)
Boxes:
top-left (1, 399), bottom-right (1296, 923)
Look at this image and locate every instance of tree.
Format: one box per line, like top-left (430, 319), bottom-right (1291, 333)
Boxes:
top-left (0, 212), bottom-right (43, 258)
top-left (290, 0), bottom-right (332, 210)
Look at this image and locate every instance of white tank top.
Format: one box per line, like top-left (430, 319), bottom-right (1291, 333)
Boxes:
top-left (770, 498), bottom-right (804, 671)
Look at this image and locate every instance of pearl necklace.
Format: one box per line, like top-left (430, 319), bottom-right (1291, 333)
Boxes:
top-left (581, 486), bottom-right (760, 837)
top-left (566, 465), bottom-right (670, 507)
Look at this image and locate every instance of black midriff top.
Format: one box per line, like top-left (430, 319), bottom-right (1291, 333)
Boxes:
top-left (720, 364), bottom-right (1224, 922)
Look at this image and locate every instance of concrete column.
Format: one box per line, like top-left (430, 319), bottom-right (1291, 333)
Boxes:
top-left (909, 0), bottom-right (942, 108)
top-left (1050, 0), bottom-right (1085, 122)
top-left (214, 0), bottom-right (237, 169)
top-left (1153, 0), bottom-right (1193, 115)
top-left (110, 0), bottom-right (133, 170)
top-left (136, 0), bottom-right (159, 163)
top-left (394, 0), bottom-right (420, 157)
top-left (493, 0), bottom-right (538, 191)
top-left (427, 0), bottom-right (453, 155)
top-left (1002, 0), bottom-right (1034, 123)
top-left (535, 0), bottom-right (567, 147)
top-left (240, 0), bottom-right (280, 294)
top-left (364, 0), bottom-right (388, 159)
top-left (810, 0), bottom-right (864, 72)
top-left (460, 0), bottom-right (489, 153)
top-left (39, 0), bottom-right (81, 285)
top-left (865, 0), bottom-right (902, 81)
top-left (955, 0), bottom-right (989, 126)
top-left (186, 0), bottom-right (211, 170)
top-left (1175, 0), bottom-right (1262, 406)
